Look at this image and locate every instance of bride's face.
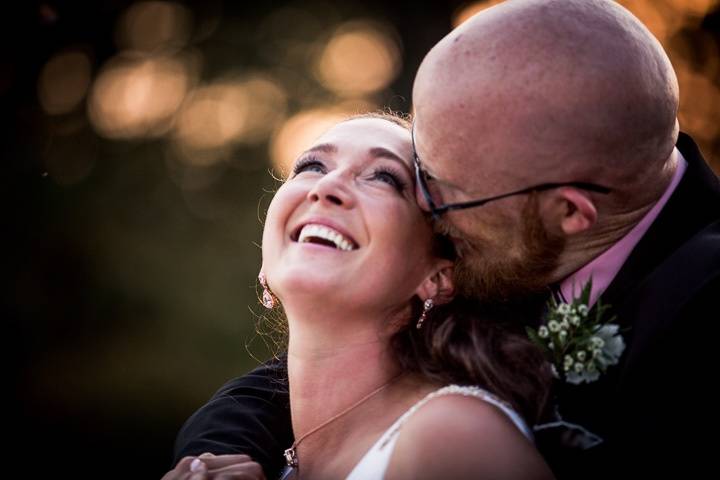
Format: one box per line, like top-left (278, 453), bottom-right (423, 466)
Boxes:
top-left (262, 117), bottom-right (440, 313)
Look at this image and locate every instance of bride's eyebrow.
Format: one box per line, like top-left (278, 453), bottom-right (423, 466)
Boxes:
top-left (368, 147), bottom-right (412, 177)
top-left (302, 143), bottom-right (337, 155)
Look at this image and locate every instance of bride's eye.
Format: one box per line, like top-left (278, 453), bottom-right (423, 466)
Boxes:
top-left (370, 167), bottom-right (407, 193)
top-left (292, 157), bottom-right (326, 176)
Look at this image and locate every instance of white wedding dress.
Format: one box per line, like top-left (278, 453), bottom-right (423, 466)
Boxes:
top-left (344, 384), bottom-right (532, 480)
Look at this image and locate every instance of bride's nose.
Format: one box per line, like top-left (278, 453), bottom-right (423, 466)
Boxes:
top-left (307, 171), bottom-right (355, 208)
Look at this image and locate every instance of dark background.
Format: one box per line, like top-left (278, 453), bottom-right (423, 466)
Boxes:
top-left (3, 1), bottom-right (718, 478)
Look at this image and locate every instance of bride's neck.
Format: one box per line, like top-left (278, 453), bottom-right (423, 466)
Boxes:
top-left (284, 303), bottom-right (404, 476)
top-left (286, 316), bottom-right (400, 436)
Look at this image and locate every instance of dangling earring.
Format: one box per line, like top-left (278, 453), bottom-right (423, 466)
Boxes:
top-left (416, 298), bottom-right (434, 329)
top-left (258, 271), bottom-right (275, 309)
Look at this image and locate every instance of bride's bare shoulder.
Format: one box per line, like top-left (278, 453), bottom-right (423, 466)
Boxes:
top-left (384, 393), bottom-right (554, 480)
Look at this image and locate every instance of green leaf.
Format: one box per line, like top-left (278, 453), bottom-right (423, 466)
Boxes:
top-left (526, 327), bottom-right (551, 355)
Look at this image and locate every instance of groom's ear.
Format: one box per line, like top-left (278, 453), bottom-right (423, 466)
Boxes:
top-left (545, 187), bottom-right (598, 236)
top-left (416, 260), bottom-right (455, 305)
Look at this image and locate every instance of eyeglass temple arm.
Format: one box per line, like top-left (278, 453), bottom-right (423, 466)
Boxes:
top-left (438, 182), bottom-right (612, 214)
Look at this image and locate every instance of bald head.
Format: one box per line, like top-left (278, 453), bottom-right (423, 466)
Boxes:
top-left (414, 0), bottom-right (679, 202)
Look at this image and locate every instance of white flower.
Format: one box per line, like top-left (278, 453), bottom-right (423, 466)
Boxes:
top-left (567, 366), bottom-right (600, 384)
top-left (593, 324), bottom-right (626, 369)
top-left (529, 279), bottom-right (624, 386)
top-left (567, 324), bottom-right (625, 385)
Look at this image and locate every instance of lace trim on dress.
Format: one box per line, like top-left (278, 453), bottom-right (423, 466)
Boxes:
top-left (378, 384), bottom-right (532, 449)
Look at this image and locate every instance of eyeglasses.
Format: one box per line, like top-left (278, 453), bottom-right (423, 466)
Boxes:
top-left (411, 123), bottom-right (611, 219)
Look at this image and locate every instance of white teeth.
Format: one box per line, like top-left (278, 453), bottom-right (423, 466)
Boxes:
top-left (298, 224), bottom-right (356, 251)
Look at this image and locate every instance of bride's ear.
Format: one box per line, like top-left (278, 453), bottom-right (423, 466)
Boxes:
top-left (416, 260), bottom-right (455, 305)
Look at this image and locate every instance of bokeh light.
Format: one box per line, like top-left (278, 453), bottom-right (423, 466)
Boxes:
top-left (270, 100), bottom-right (377, 174)
top-left (677, 69), bottom-right (720, 148)
top-left (88, 54), bottom-right (194, 139)
top-left (115, 1), bottom-right (194, 53)
top-left (618, 0), bottom-right (684, 41)
top-left (315, 21), bottom-right (401, 98)
top-left (37, 50), bottom-right (92, 115)
top-left (616, 0), bottom-right (720, 161)
top-left (238, 75), bottom-right (290, 144)
top-left (173, 81), bottom-right (249, 151)
top-left (171, 73), bottom-right (288, 166)
top-left (665, 0), bottom-right (718, 18)
top-left (452, 1), bottom-right (505, 28)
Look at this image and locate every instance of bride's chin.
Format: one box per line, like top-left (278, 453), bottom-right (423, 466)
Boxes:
top-left (273, 271), bottom-right (345, 300)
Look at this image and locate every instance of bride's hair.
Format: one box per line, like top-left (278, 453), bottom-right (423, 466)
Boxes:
top-left (391, 288), bottom-right (553, 426)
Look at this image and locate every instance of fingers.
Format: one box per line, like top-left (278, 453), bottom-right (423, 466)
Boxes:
top-left (174, 453), bottom-right (265, 480)
top-left (208, 462), bottom-right (266, 480)
top-left (161, 456), bottom-right (209, 480)
top-left (195, 453), bottom-right (253, 470)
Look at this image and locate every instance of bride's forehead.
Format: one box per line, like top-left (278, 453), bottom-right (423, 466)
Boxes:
top-left (313, 118), bottom-right (411, 153)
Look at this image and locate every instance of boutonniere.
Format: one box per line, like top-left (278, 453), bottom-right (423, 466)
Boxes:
top-left (527, 280), bottom-right (625, 385)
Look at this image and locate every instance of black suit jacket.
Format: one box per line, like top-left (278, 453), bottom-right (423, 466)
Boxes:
top-left (537, 133), bottom-right (720, 477)
top-left (173, 133), bottom-right (720, 479)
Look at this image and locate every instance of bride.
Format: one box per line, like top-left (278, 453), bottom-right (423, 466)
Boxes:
top-left (165, 113), bottom-right (554, 479)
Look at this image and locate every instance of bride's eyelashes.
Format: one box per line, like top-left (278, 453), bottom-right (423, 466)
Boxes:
top-left (369, 167), bottom-right (407, 193)
top-left (291, 156), bottom-right (408, 195)
top-left (292, 156), bottom-right (326, 176)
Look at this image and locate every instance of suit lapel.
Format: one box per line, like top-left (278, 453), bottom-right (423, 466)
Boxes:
top-left (555, 133), bottom-right (720, 432)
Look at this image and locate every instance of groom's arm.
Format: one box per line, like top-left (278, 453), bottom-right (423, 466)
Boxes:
top-left (173, 357), bottom-right (292, 480)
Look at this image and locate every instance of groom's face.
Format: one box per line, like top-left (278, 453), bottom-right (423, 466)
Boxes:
top-left (412, 118), bottom-right (566, 301)
top-left (441, 195), bottom-right (565, 301)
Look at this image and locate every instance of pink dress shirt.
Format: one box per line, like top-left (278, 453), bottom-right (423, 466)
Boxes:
top-left (559, 149), bottom-right (688, 307)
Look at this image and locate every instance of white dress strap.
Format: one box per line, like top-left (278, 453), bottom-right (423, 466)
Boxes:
top-left (345, 384), bottom-right (532, 480)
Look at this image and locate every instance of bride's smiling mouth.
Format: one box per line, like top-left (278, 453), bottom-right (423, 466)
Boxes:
top-left (291, 221), bottom-right (359, 251)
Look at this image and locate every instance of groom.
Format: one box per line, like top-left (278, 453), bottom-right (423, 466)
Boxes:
top-left (173, 0), bottom-right (720, 478)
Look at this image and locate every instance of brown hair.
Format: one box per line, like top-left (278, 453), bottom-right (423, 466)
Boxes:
top-left (391, 292), bottom-right (553, 425)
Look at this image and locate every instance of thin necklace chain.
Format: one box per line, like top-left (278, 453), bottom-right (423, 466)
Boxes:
top-left (284, 373), bottom-right (404, 469)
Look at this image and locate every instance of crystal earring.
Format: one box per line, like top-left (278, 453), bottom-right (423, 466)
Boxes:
top-left (416, 298), bottom-right (434, 329)
top-left (258, 272), bottom-right (275, 309)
